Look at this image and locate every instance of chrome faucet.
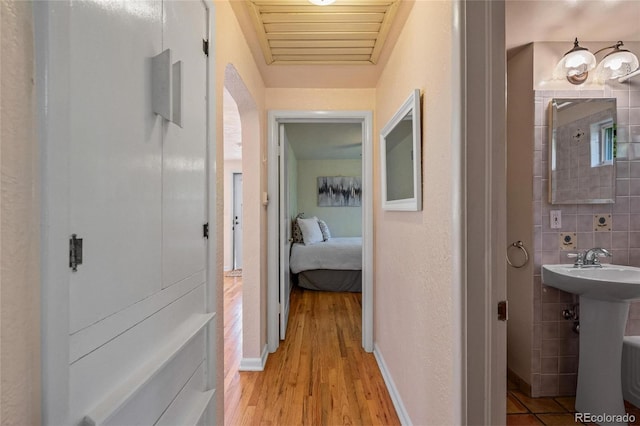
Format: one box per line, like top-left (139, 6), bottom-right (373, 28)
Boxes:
top-left (583, 247), bottom-right (612, 266)
top-left (570, 247), bottom-right (612, 267)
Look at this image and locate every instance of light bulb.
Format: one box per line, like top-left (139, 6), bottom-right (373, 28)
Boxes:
top-left (308, 0), bottom-right (336, 5)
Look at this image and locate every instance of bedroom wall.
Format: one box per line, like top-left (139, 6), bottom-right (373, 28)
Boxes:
top-left (215, 0), bottom-right (266, 408)
top-left (265, 88), bottom-right (374, 240)
top-left (374, 2), bottom-right (457, 424)
top-left (296, 159), bottom-right (362, 237)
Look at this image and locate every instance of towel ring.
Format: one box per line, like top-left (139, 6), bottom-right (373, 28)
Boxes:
top-left (507, 240), bottom-right (529, 268)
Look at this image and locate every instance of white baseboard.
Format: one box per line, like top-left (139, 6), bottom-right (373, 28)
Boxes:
top-left (374, 343), bottom-right (412, 426)
top-left (239, 344), bottom-right (269, 372)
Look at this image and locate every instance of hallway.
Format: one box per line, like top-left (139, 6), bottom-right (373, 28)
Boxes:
top-left (223, 276), bottom-right (399, 425)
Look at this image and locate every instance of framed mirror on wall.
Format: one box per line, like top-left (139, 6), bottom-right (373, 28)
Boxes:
top-left (549, 98), bottom-right (617, 204)
top-left (380, 89), bottom-right (422, 211)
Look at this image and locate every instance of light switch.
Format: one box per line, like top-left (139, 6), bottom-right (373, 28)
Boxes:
top-left (550, 210), bottom-right (562, 229)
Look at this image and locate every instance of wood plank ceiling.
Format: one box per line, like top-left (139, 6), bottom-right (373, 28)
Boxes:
top-left (246, 0), bottom-right (400, 65)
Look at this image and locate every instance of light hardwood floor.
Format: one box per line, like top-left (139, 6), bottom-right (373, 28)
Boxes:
top-left (224, 276), bottom-right (400, 425)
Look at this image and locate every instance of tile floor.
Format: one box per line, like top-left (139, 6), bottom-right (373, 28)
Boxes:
top-left (507, 379), bottom-right (640, 425)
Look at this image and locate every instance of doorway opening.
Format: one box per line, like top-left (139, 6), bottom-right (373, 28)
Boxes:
top-left (267, 110), bottom-right (374, 354)
top-left (232, 172), bottom-right (243, 270)
top-left (223, 86), bottom-right (243, 277)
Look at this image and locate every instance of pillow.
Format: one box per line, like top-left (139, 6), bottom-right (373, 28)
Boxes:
top-left (317, 219), bottom-right (331, 241)
top-left (292, 214), bottom-right (305, 243)
top-left (297, 217), bottom-right (324, 245)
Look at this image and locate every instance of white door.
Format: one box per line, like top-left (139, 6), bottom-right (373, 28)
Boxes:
top-left (233, 173), bottom-right (243, 269)
top-left (279, 124), bottom-right (292, 339)
top-left (465, 0), bottom-right (507, 423)
top-left (39, 1), bottom-right (215, 424)
top-left (162, 0), bottom-right (208, 289)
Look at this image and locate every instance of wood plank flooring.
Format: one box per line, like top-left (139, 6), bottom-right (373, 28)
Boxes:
top-left (223, 276), bottom-right (400, 425)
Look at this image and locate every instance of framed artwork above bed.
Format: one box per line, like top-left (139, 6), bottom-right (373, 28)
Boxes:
top-left (317, 176), bottom-right (362, 207)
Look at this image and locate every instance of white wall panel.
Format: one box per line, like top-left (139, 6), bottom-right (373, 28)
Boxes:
top-left (155, 363), bottom-right (213, 426)
top-left (102, 334), bottom-right (204, 426)
top-left (39, 1), bottom-right (214, 424)
top-left (69, 284), bottom-right (205, 424)
top-left (162, 0), bottom-right (208, 288)
top-left (68, 0), bottom-right (164, 333)
top-left (69, 270), bottom-right (204, 363)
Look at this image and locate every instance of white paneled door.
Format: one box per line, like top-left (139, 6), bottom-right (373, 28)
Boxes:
top-left (38, 1), bottom-right (215, 424)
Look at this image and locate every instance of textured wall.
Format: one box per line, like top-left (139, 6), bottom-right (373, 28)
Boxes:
top-left (0, 1), bottom-right (42, 424)
top-left (215, 1), bottom-right (266, 421)
top-left (265, 88), bottom-right (375, 111)
top-left (374, 2), bottom-right (456, 424)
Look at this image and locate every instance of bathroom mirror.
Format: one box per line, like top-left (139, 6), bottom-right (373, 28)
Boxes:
top-left (380, 89), bottom-right (422, 211)
top-left (549, 98), bottom-right (617, 204)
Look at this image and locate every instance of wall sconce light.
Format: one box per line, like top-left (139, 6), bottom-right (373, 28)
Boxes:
top-left (594, 41), bottom-right (639, 82)
top-left (555, 38), bottom-right (596, 85)
top-left (555, 38), bottom-right (639, 85)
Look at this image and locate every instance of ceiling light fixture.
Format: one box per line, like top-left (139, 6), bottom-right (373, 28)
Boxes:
top-left (308, 0), bottom-right (336, 5)
top-left (555, 38), bottom-right (639, 85)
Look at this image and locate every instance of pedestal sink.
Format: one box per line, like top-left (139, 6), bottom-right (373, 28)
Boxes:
top-left (542, 264), bottom-right (640, 426)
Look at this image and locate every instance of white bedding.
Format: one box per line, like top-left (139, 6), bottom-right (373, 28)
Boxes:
top-left (289, 237), bottom-right (362, 274)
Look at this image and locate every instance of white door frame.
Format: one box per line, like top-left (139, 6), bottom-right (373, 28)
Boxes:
top-left (462, 0), bottom-right (507, 424)
top-left (267, 110), bottom-right (374, 353)
top-left (278, 123), bottom-right (292, 340)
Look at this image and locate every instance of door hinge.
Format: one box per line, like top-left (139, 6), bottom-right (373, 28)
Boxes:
top-left (498, 300), bottom-right (508, 321)
top-left (203, 223), bottom-right (209, 239)
top-left (202, 39), bottom-right (209, 56)
top-left (69, 234), bottom-right (83, 272)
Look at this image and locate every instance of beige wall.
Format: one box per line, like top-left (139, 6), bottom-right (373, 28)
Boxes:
top-left (215, 0), bottom-right (266, 421)
top-left (374, 2), bottom-right (456, 424)
top-left (0, 1), bottom-right (42, 424)
top-left (265, 88), bottom-right (375, 111)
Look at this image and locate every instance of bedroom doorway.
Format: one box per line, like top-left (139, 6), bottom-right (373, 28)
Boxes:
top-left (267, 110), bottom-right (374, 354)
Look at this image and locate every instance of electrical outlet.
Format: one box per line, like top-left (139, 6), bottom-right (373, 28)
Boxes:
top-left (550, 210), bottom-right (562, 229)
top-left (594, 214), bottom-right (611, 231)
top-left (559, 232), bottom-right (577, 250)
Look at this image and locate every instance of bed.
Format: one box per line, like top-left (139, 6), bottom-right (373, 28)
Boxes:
top-left (289, 237), bottom-right (362, 292)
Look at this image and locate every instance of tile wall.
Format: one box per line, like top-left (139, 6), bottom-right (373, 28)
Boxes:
top-left (532, 81), bottom-right (640, 397)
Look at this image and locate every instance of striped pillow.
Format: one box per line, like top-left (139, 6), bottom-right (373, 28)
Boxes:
top-left (317, 219), bottom-right (331, 241)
